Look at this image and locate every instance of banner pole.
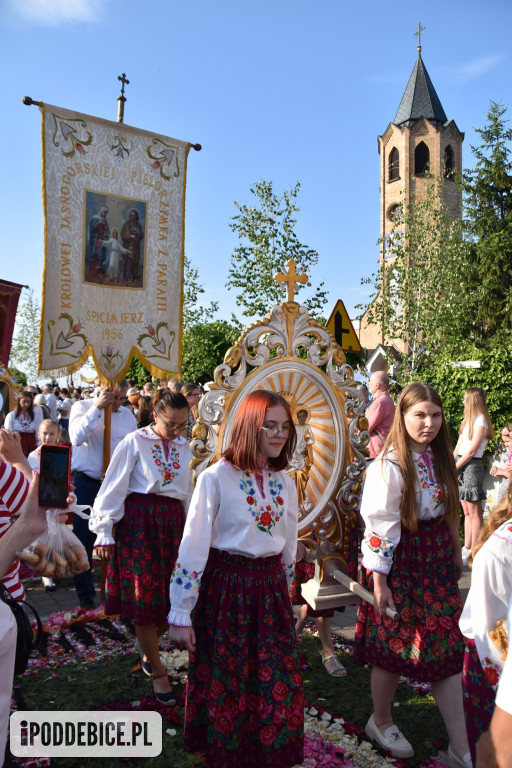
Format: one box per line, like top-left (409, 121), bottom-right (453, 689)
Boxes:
top-left (100, 399), bottom-right (112, 600)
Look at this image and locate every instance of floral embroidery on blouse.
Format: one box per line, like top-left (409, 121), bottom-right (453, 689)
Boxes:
top-left (13, 414), bottom-right (35, 432)
top-left (283, 561), bottom-right (295, 581)
top-left (364, 532), bottom-right (395, 559)
top-left (482, 655), bottom-right (503, 690)
top-left (151, 442), bottom-right (181, 486)
top-left (240, 472), bottom-right (285, 536)
top-left (414, 450), bottom-right (446, 508)
top-left (170, 563), bottom-right (202, 591)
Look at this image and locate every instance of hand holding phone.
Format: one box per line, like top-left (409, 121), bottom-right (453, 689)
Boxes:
top-left (38, 444), bottom-right (71, 508)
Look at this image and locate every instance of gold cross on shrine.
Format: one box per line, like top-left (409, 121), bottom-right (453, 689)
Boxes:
top-left (414, 22), bottom-right (426, 51)
top-left (275, 259), bottom-right (308, 303)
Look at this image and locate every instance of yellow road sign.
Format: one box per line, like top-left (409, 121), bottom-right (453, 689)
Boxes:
top-left (326, 300), bottom-right (362, 353)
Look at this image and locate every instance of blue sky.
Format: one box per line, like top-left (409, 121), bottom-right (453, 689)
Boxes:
top-left (1, 0), bottom-right (511, 328)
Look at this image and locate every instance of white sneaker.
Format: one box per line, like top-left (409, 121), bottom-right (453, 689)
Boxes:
top-left (461, 546), bottom-right (471, 566)
top-left (441, 745), bottom-right (473, 767)
top-left (365, 714), bottom-right (414, 758)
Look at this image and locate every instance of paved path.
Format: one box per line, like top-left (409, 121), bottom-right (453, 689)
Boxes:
top-left (24, 565), bottom-right (472, 635)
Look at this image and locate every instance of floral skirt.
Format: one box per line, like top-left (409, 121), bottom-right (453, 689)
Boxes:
top-left (354, 518), bottom-right (465, 681)
top-left (462, 639), bottom-right (496, 765)
top-left (184, 548), bottom-right (304, 768)
top-left (105, 492), bottom-right (185, 624)
top-left (19, 431), bottom-right (37, 458)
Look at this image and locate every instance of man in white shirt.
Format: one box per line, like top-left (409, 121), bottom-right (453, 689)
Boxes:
top-left (43, 384), bottom-right (58, 421)
top-left (56, 387), bottom-right (73, 430)
top-left (69, 380), bottom-right (136, 608)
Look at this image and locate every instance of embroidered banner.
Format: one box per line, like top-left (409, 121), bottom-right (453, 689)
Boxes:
top-left (39, 103), bottom-right (191, 381)
top-left (0, 279), bottom-right (25, 367)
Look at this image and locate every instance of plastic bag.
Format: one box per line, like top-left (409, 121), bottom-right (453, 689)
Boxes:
top-left (19, 508), bottom-right (89, 578)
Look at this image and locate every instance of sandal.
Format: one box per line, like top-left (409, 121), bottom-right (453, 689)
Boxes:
top-left (134, 639), bottom-right (152, 677)
top-left (152, 672), bottom-right (176, 706)
top-left (322, 653), bottom-right (347, 677)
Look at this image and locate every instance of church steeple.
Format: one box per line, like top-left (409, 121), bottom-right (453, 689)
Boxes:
top-left (394, 53), bottom-right (447, 128)
top-left (358, 26), bottom-right (464, 357)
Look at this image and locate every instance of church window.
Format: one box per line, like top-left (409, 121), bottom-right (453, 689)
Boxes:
top-left (388, 148), bottom-right (400, 181)
top-left (444, 145), bottom-right (454, 178)
top-left (415, 142), bottom-right (430, 175)
top-left (388, 204), bottom-right (402, 222)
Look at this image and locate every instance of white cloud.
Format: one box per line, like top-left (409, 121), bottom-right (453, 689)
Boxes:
top-left (6, 0), bottom-right (101, 26)
top-left (452, 54), bottom-right (507, 83)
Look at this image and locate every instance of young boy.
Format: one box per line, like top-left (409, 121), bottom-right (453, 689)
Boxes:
top-left (27, 419), bottom-right (60, 591)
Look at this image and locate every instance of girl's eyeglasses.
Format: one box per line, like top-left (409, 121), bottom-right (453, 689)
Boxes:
top-left (154, 412), bottom-right (188, 432)
top-left (261, 424), bottom-right (290, 438)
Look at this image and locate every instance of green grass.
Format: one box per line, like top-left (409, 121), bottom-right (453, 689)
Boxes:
top-left (14, 633), bottom-right (448, 767)
top-left (300, 633), bottom-right (448, 766)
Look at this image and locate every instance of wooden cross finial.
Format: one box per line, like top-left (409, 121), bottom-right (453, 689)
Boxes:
top-left (414, 22), bottom-right (426, 52)
top-left (275, 259), bottom-right (308, 303)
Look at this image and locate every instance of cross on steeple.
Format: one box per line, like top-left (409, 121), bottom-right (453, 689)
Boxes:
top-left (414, 22), bottom-right (426, 53)
top-left (275, 259), bottom-right (308, 303)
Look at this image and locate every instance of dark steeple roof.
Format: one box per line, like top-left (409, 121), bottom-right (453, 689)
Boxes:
top-left (394, 53), bottom-right (447, 128)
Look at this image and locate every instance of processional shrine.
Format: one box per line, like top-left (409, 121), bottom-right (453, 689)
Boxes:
top-left (190, 260), bottom-right (369, 609)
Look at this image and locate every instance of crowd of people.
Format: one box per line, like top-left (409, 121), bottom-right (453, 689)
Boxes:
top-left (0, 373), bottom-right (511, 768)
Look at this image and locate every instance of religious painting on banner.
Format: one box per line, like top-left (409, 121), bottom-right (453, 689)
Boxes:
top-left (39, 103), bottom-right (191, 382)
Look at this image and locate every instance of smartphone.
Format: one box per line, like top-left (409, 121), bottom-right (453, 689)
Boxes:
top-left (38, 444), bottom-right (71, 508)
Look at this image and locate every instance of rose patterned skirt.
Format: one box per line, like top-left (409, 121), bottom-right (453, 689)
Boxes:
top-left (354, 518), bottom-right (465, 681)
top-left (105, 492), bottom-right (185, 624)
top-left (184, 548), bottom-right (304, 768)
top-left (19, 431), bottom-right (37, 457)
top-left (462, 639), bottom-right (496, 765)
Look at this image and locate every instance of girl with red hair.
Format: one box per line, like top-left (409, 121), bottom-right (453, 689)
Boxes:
top-left (169, 390), bottom-right (303, 768)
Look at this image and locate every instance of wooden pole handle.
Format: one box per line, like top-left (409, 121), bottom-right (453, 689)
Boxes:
top-left (331, 568), bottom-right (400, 621)
top-left (102, 403), bottom-right (112, 474)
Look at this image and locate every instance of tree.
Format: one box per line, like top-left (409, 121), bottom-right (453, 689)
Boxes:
top-left (460, 100), bottom-right (512, 346)
top-left (227, 180), bottom-right (328, 320)
top-left (8, 288), bottom-right (41, 384)
top-left (181, 257), bottom-right (242, 384)
top-left (7, 367), bottom-right (27, 388)
top-left (182, 320), bottom-right (241, 384)
top-left (126, 358), bottom-right (152, 388)
top-left (415, 346), bottom-right (512, 446)
top-left (183, 256), bottom-right (219, 328)
top-left (359, 175), bottom-right (472, 376)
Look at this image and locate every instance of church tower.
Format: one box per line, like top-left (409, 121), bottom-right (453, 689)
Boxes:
top-left (359, 29), bottom-right (464, 358)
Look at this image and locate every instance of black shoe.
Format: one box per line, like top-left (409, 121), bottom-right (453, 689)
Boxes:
top-left (79, 598), bottom-right (96, 609)
top-left (45, 584), bottom-right (57, 592)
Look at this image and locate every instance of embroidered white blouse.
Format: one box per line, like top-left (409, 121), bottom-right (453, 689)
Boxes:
top-left (168, 458), bottom-right (298, 627)
top-left (4, 410), bottom-right (43, 444)
top-left (89, 426), bottom-right (194, 546)
top-left (496, 592), bottom-right (512, 714)
top-left (361, 447), bottom-right (447, 574)
top-left (459, 517), bottom-right (512, 692)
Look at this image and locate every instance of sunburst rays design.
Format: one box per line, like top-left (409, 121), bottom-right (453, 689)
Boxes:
top-left (220, 361), bottom-right (347, 531)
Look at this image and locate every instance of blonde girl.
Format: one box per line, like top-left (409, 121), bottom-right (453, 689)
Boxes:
top-left (453, 387), bottom-right (493, 563)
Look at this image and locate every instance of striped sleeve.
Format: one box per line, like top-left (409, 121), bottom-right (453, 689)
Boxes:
top-left (0, 461), bottom-right (30, 599)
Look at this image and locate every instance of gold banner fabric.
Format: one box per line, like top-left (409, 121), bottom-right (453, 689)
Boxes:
top-left (39, 103), bottom-right (190, 382)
